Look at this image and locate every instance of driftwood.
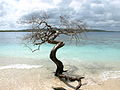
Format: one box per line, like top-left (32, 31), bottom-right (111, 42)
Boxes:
top-left (52, 87), bottom-right (66, 90)
top-left (59, 74), bottom-right (84, 89)
top-left (20, 12), bottom-right (86, 89)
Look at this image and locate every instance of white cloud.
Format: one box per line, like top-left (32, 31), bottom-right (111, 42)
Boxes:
top-left (53, 0), bottom-right (62, 5)
top-left (69, 0), bottom-right (82, 11)
top-left (0, 0), bottom-right (120, 31)
top-left (0, 0), bottom-right (57, 30)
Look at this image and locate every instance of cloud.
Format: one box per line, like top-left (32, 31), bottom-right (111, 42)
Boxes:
top-left (0, 0), bottom-right (120, 31)
top-left (0, 0), bottom-right (57, 30)
top-left (68, 0), bottom-right (120, 30)
top-left (0, 2), bottom-right (7, 17)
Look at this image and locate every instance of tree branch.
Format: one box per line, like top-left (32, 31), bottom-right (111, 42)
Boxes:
top-left (20, 12), bottom-right (87, 90)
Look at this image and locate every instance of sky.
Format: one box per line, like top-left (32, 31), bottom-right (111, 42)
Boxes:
top-left (0, 0), bottom-right (120, 31)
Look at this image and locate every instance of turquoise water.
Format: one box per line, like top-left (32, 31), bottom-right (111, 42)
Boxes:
top-left (0, 32), bottom-right (120, 81)
top-left (0, 32), bottom-right (120, 62)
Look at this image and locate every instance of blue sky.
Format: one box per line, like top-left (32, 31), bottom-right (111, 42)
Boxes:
top-left (0, 0), bottom-right (120, 31)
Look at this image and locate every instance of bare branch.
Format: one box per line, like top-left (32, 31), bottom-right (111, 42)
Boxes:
top-left (24, 43), bottom-right (41, 52)
top-left (20, 11), bottom-right (87, 90)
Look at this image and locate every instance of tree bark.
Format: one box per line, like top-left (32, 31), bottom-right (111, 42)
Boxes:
top-left (50, 41), bottom-right (65, 76)
top-left (49, 40), bottom-right (84, 89)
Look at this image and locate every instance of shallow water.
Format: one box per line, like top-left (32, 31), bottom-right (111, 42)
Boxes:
top-left (0, 32), bottom-right (120, 80)
top-left (0, 32), bottom-right (120, 61)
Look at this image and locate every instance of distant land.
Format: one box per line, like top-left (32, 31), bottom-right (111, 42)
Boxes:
top-left (0, 30), bottom-right (30, 32)
top-left (0, 29), bottom-right (119, 32)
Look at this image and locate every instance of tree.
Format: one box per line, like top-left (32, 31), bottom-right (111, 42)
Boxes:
top-left (19, 12), bottom-right (87, 90)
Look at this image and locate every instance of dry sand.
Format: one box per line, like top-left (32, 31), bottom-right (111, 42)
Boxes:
top-left (0, 67), bottom-right (120, 90)
top-left (0, 57), bottom-right (120, 90)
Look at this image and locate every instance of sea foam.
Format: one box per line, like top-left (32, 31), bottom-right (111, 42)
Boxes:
top-left (102, 71), bottom-right (120, 80)
top-left (0, 64), bottom-right (42, 69)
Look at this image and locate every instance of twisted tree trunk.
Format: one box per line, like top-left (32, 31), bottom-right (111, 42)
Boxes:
top-left (50, 41), bottom-right (65, 76)
top-left (48, 40), bottom-right (84, 89)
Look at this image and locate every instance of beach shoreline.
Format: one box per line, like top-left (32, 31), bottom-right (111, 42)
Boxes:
top-left (0, 56), bottom-right (120, 90)
top-left (0, 67), bottom-right (120, 90)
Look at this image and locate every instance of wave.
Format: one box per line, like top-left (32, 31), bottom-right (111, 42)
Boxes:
top-left (0, 64), bottom-right (42, 69)
top-left (102, 71), bottom-right (120, 80)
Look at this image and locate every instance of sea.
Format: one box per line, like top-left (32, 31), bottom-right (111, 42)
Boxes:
top-left (0, 32), bottom-right (120, 81)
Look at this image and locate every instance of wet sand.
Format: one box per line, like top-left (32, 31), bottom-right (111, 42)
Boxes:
top-left (0, 67), bottom-right (120, 90)
top-left (0, 57), bottom-right (120, 90)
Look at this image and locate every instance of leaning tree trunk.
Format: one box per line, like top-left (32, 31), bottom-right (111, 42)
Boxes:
top-left (50, 41), bottom-right (65, 76)
top-left (49, 40), bottom-right (84, 89)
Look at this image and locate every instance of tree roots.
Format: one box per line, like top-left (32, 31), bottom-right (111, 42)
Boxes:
top-left (58, 74), bottom-right (84, 90)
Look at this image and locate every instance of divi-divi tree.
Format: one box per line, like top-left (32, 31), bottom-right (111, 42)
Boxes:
top-left (20, 12), bottom-right (87, 89)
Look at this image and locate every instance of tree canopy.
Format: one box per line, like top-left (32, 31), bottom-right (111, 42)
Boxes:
top-left (19, 12), bottom-right (87, 49)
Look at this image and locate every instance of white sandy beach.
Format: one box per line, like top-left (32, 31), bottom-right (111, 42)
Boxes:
top-left (0, 57), bottom-right (120, 90)
top-left (0, 68), bottom-right (120, 90)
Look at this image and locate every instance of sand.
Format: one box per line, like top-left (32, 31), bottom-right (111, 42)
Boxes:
top-left (0, 57), bottom-right (120, 90)
top-left (0, 67), bottom-right (120, 90)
